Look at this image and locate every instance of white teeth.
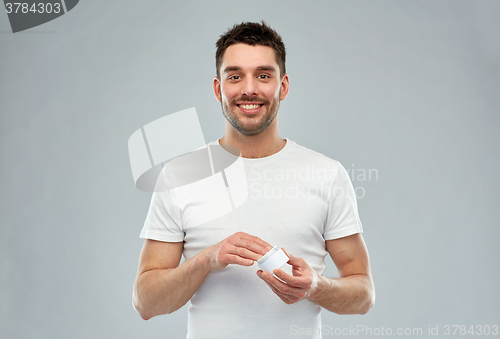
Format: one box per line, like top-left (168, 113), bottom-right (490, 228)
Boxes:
top-left (240, 104), bottom-right (260, 109)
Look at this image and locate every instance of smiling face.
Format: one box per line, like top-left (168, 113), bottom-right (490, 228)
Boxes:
top-left (213, 43), bottom-right (289, 136)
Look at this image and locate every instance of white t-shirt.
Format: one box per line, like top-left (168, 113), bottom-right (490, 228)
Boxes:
top-left (140, 139), bottom-right (363, 339)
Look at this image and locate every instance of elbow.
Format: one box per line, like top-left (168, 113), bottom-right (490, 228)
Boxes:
top-left (132, 291), bottom-right (157, 321)
top-left (134, 302), bottom-right (156, 321)
top-left (358, 299), bottom-right (374, 315)
top-left (137, 309), bottom-right (152, 321)
top-left (133, 296), bottom-right (151, 321)
top-left (136, 307), bottom-right (175, 320)
top-left (359, 284), bottom-right (375, 315)
top-left (132, 293), bottom-right (177, 320)
top-left (139, 312), bottom-right (152, 321)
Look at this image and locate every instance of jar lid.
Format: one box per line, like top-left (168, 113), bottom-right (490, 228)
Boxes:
top-left (257, 246), bottom-right (289, 274)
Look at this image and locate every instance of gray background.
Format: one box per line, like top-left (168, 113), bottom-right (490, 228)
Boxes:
top-left (1, 0), bottom-right (499, 338)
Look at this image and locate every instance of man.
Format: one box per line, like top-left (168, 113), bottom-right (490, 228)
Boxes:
top-left (133, 21), bottom-right (375, 338)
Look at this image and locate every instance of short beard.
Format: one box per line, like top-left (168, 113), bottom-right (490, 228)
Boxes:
top-left (221, 92), bottom-right (280, 136)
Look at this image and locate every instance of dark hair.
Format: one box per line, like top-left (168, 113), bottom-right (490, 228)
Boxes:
top-left (215, 21), bottom-right (286, 79)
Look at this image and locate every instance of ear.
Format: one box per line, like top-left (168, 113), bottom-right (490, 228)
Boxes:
top-left (213, 76), bottom-right (222, 103)
top-left (279, 73), bottom-right (290, 101)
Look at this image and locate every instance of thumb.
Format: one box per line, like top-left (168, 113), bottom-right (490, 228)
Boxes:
top-left (281, 248), bottom-right (300, 265)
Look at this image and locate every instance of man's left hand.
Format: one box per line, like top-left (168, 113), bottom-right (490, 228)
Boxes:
top-left (256, 250), bottom-right (320, 304)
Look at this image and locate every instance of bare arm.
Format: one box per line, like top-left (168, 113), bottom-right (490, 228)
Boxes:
top-left (133, 232), bottom-right (272, 320)
top-left (309, 233), bottom-right (375, 314)
top-left (132, 240), bottom-right (206, 320)
top-left (257, 233), bottom-right (375, 315)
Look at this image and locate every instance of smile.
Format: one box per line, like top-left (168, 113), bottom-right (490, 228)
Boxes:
top-left (238, 104), bottom-right (263, 109)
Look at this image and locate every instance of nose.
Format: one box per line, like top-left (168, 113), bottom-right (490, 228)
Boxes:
top-left (242, 77), bottom-right (258, 96)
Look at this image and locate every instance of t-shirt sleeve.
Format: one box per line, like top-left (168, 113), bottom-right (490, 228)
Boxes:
top-left (139, 168), bottom-right (184, 242)
top-left (323, 161), bottom-right (363, 240)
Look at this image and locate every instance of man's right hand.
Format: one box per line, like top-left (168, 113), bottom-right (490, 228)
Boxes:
top-left (133, 233), bottom-right (272, 319)
top-left (201, 232), bottom-right (272, 271)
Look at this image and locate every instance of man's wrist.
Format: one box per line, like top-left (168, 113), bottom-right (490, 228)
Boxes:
top-left (306, 275), bottom-right (334, 302)
top-left (190, 250), bottom-right (213, 275)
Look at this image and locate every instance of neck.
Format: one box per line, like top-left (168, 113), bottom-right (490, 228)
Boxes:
top-left (219, 120), bottom-right (286, 158)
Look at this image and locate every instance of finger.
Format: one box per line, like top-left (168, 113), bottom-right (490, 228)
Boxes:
top-left (263, 277), bottom-right (302, 303)
top-left (235, 232), bottom-right (273, 252)
top-left (226, 254), bottom-right (254, 267)
top-left (259, 271), bottom-right (302, 297)
top-left (281, 248), bottom-right (289, 257)
top-left (266, 282), bottom-right (294, 304)
top-left (257, 271), bottom-right (304, 303)
top-left (274, 293), bottom-right (293, 304)
top-left (278, 250), bottom-right (308, 275)
top-left (280, 248), bottom-right (303, 267)
top-left (227, 245), bottom-right (263, 261)
top-left (272, 268), bottom-right (308, 288)
top-left (257, 272), bottom-right (294, 304)
top-left (284, 252), bottom-right (304, 266)
top-left (231, 237), bottom-right (272, 257)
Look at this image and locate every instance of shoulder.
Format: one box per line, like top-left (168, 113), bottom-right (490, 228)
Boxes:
top-left (285, 139), bottom-right (344, 171)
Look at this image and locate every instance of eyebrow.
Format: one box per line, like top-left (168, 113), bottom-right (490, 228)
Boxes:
top-left (223, 65), bottom-right (277, 74)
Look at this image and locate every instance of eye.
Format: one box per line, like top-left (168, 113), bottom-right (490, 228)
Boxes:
top-left (228, 75), bottom-right (241, 80)
top-left (258, 75), bottom-right (270, 79)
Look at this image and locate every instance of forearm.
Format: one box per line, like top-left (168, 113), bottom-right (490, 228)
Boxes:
top-left (307, 274), bottom-right (375, 315)
top-left (133, 254), bottom-right (210, 320)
